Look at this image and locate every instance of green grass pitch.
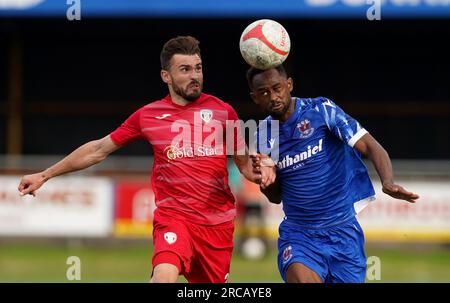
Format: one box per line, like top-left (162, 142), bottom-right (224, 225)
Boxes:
top-left (0, 241), bottom-right (449, 283)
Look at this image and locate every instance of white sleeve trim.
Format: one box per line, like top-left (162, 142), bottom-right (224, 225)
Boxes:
top-left (348, 128), bottom-right (368, 147)
top-left (354, 196), bottom-right (376, 214)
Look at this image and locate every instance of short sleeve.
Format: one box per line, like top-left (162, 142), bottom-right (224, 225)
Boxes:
top-left (255, 120), bottom-right (273, 155)
top-left (254, 118), bottom-right (280, 163)
top-left (109, 108), bottom-right (144, 146)
top-left (318, 97), bottom-right (368, 147)
top-left (224, 103), bottom-right (246, 155)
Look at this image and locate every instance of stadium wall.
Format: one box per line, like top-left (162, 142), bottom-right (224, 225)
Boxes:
top-left (1, 157), bottom-right (449, 243)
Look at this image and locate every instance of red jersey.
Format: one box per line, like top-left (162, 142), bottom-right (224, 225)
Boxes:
top-left (110, 93), bottom-right (244, 225)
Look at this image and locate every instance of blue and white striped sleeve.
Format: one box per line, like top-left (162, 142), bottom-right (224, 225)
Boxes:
top-left (317, 97), bottom-right (368, 147)
top-left (255, 119), bottom-right (273, 155)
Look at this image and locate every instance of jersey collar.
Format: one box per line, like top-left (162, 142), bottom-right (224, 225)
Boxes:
top-left (281, 97), bottom-right (300, 127)
top-left (164, 93), bottom-right (206, 109)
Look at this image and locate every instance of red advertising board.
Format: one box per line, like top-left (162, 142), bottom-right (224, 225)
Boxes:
top-left (114, 181), bottom-right (155, 237)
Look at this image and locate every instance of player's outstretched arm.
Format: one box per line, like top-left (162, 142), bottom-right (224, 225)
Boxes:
top-left (353, 133), bottom-right (419, 203)
top-left (18, 135), bottom-right (120, 197)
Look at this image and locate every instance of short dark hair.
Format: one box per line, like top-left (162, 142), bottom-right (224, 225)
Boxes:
top-left (160, 36), bottom-right (201, 70)
top-left (246, 65), bottom-right (288, 88)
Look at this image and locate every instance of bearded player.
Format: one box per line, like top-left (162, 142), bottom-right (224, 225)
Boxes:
top-left (249, 65), bottom-right (419, 283)
top-left (17, 36), bottom-right (263, 283)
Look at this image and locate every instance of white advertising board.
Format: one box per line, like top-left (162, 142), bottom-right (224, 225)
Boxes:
top-left (0, 176), bottom-right (114, 237)
top-left (358, 180), bottom-right (450, 242)
top-left (261, 180), bottom-right (450, 243)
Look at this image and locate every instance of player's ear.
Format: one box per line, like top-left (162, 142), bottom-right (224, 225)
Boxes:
top-left (287, 77), bottom-right (293, 92)
top-left (161, 70), bottom-right (170, 84)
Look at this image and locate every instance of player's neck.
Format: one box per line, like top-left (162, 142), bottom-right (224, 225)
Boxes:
top-left (279, 97), bottom-right (296, 123)
top-left (170, 93), bottom-right (191, 106)
top-left (167, 86), bottom-right (198, 106)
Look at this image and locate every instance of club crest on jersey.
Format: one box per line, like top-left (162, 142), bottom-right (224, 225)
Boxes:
top-left (283, 245), bottom-right (293, 263)
top-left (297, 119), bottom-right (315, 139)
top-left (200, 109), bottom-right (213, 123)
top-left (164, 232), bottom-right (177, 245)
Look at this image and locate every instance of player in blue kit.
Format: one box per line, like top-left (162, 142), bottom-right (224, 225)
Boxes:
top-left (248, 65), bottom-right (419, 283)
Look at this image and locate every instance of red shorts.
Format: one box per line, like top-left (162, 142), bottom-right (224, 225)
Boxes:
top-left (152, 211), bottom-right (235, 283)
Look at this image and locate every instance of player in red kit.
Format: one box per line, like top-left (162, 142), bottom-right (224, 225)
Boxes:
top-left (17, 36), bottom-right (264, 283)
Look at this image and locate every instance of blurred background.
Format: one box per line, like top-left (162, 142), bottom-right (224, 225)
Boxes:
top-left (0, 0), bottom-right (450, 282)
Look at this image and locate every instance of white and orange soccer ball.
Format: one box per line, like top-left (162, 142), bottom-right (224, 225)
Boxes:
top-left (239, 19), bottom-right (291, 70)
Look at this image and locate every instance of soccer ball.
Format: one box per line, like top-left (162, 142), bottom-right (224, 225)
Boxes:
top-left (239, 19), bottom-right (291, 70)
top-left (240, 237), bottom-right (267, 260)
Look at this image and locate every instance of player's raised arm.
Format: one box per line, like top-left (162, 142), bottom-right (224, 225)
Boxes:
top-left (353, 133), bottom-right (419, 203)
top-left (18, 135), bottom-right (120, 197)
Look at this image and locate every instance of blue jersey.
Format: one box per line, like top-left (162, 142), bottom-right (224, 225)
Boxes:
top-left (257, 97), bottom-right (375, 228)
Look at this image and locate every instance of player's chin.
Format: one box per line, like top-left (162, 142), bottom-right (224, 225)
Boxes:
top-left (184, 89), bottom-right (202, 101)
top-left (269, 109), bottom-right (284, 117)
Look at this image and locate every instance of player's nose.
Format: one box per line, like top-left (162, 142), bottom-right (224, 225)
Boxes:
top-left (189, 69), bottom-right (201, 80)
top-left (271, 91), bottom-right (283, 102)
top-left (271, 95), bottom-right (282, 104)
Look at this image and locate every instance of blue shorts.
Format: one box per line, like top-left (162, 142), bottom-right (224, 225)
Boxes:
top-left (277, 216), bottom-right (366, 283)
